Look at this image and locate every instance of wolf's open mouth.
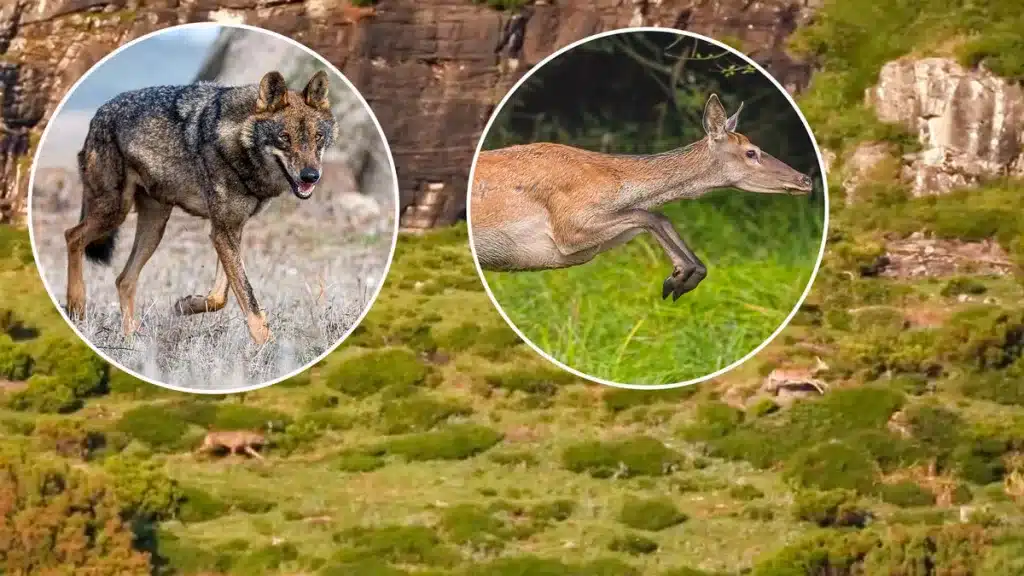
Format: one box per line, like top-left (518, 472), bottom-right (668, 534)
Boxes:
top-left (274, 157), bottom-right (313, 200)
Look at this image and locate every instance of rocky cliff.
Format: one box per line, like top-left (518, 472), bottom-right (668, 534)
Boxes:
top-left (0, 0), bottom-right (820, 227)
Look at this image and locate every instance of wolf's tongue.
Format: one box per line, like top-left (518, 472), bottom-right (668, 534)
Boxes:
top-left (298, 182), bottom-right (315, 196)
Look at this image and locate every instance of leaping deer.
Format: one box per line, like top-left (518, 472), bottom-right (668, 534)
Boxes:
top-left (469, 94), bottom-right (814, 300)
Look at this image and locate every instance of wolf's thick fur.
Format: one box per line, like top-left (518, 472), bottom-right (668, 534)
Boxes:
top-left (197, 430), bottom-right (267, 460)
top-left (65, 71), bottom-right (339, 344)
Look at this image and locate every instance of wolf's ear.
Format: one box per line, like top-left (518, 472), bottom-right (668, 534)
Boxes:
top-left (702, 94), bottom-right (729, 140)
top-left (303, 70), bottom-right (330, 111)
top-left (256, 71), bottom-right (288, 113)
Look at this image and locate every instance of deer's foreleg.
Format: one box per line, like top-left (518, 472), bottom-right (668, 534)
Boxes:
top-left (553, 209), bottom-right (706, 300)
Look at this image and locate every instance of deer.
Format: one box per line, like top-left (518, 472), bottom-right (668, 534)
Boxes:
top-left (469, 94), bottom-right (815, 301)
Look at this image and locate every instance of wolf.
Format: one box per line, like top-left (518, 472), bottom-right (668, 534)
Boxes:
top-left (197, 430), bottom-right (268, 460)
top-left (65, 70), bottom-right (339, 345)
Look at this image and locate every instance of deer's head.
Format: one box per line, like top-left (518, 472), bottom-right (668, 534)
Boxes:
top-left (701, 94), bottom-right (813, 195)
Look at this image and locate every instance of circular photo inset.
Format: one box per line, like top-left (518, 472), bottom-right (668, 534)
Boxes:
top-left (468, 28), bottom-right (828, 388)
top-left (28, 23), bottom-right (399, 393)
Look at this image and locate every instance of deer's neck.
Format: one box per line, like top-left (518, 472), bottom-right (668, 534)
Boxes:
top-left (613, 141), bottom-right (727, 210)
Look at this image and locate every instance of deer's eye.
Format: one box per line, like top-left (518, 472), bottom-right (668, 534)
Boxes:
top-left (745, 149), bottom-right (757, 159)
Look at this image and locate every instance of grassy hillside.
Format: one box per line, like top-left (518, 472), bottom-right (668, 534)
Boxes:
top-left (3, 1), bottom-right (1024, 573)
top-left (2, 209), bottom-right (1024, 574)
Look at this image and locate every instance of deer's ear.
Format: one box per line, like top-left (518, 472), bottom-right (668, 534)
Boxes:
top-left (702, 94), bottom-right (728, 139)
top-left (256, 71), bottom-right (288, 113)
top-left (303, 70), bottom-right (330, 111)
top-left (724, 100), bottom-right (744, 133)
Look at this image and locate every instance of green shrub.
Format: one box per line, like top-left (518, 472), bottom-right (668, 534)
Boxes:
top-left (488, 449), bottom-right (539, 467)
top-left (384, 424), bottom-right (502, 461)
top-left (231, 542), bottom-right (301, 574)
top-left (116, 405), bottom-right (191, 450)
top-left (484, 365), bottom-right (575, 396)
top-left (681, 401), bottom-right (744, 441)
top-left (739, 504), bottom-right (776, 521)
top-left (792, 489), bottom-right (868, 528)
top-left (378, 395), bottom-right (472, 435)
top-left (210, 403), bottom-right (291, 431)
top-left (332, 524), bottom-right (459, 567)
top-left (602, 386), bottom-right (698, 412)
top-left (941, 277), bottom-right (988, 297)
top-left (783, 441), bottom-right (879, 495)
top-left (0, 450), bottom-right (151, 573)
top-left (728, 483), bottom-right (765, 501)
top-left (103, 454), bottom-right (183, 521)
top-left (940, 305), bottom-right (1024, 371)
top-left (178, 485), bottom-right (231, 523)
top-left (608, 533), bottom-right (659, 556)
top-left (7, 375), bottom-right (82, 413)
top-left (29, 335), bottom-right (107, 397)
top-left (902, 402), bottom-right (962, 467)
top-left (307, 393), bottom-right (340, 410)
top-left (440, 503), bottom-right (510, 553)
top-left (952, 439), bottom-right (1008, 485)
top-left (319, 559), bottom-right (410, 576)
top-left (327, 348), bottom-right (429, 397)
top-left (152, 531), bottom-right (235, 575)
top-left (530, 499), bottom-right (575, 523)
top-left (335, 449), bottom-right (385, 473)
top-left (878, 481), bottom-right (936, 507)
top-left (563, 436), bottom-right (681, 478)
top-left (750, 529), bottom-right (878, 576)
top-left (0, 334), bottom-right (31, 380)
top-left (618, 497), bottom-right (687, 531)
top-left (33, 418), bottom-right (107, 460)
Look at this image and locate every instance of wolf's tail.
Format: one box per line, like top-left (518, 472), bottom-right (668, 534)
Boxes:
top-left (76, 149), bottom-right (118, 266)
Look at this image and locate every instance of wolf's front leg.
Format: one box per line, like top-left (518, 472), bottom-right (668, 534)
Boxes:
top-left (210, 223), bottom-right (271, 345)
top-left (173, 259), bottom-right (230, 316)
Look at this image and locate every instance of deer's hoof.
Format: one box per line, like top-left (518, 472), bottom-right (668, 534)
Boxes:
top-left (662, 265), bottom-right (707, 301)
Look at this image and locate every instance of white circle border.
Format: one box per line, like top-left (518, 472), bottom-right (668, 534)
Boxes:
top-left (466, 27), bottom-right (831, 390)
top-left (26, 21), bottom-right (402, 395)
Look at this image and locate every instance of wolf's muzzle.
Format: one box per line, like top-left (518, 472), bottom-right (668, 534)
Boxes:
top-left (300, 168), bottom-right (320, 184)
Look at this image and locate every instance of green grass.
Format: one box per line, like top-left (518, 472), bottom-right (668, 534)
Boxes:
top-left (484, 190), bottom-right (824, 385)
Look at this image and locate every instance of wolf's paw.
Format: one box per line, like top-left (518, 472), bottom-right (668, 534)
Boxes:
top-left (174, 295), bottom-right (210, 316)
top-left (121, 315), bottom-right (140, 337)
top-left (65, 301), bottom-right (86, 322)
top-left (661, 264), bottom-right (707, 301)
top-left (247, 313), bottom-right (272, 346)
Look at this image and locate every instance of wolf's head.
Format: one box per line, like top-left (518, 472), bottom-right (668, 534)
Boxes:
top-left (244, 70), bottom-right (339, 199)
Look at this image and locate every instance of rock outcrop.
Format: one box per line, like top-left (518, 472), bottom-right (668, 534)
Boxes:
top-left (868, 57), bottom-right (1024, 196)
top-left (1, 0), bottom-right (820, 226)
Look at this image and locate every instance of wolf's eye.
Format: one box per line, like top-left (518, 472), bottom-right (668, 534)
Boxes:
top-left (745, 149), bottom-right (757, 159)
top-left (315, 131), bottom-right (325, 145)
top-left (277, 134), bottom-right (291, 148)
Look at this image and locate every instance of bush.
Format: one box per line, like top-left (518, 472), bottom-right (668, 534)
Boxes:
top-left (116, 405), bottom-right (191, 450)
top-left (384, 424), bottom-right (502, 461)
top-left (484, 365), bottom-right (575, 396)
top-left (332, 524), bottom-right (459, 567)
top-left (327, 348), bottom-right (429, 397)
top-left (618, 497), bottom-right (687, 531)
top-left (609, 533), bottom-right (659, 556)
top-left (878, 481), bottom-right (936, 508)
top-left (208, 403), bottom-right (291, 431)
top-left (335, 449), bottom-right (386, 473)
top-left (178, 485), bottom-right (231, 523)
top-left (792, 489), bottom-right (868, 528)
top-left (941, 277), bottom-right (988, 297)
top-left (562, 436), bottom-right (682, 478)
top-left (681, 401), bottom-right (744, 441)
top-left (602, 386), bottom-right (698, 413)
top-left (0, 450), bottom-right (151, 573)
top-left (0, 334), bottom-right (31, 380)
top-left (103, 454), bottom-right (183, 521)
top-left (728, 483), bottom-right (765, 501)
top-left (440, 503), bottom-right (511, 553)
top-left (29, 335), bottom-right (108, 397)
top-left (378, 395), bottom-right (472, 435)
top-left (902, 402), bottom-right (963, 467)
top-left (747, 397), bottom-right (780, 418)
top-left (783, 441), bottom-right (879, 495)
top-left (7, 375), bottom-right (82, 413)
top-left (33, 418), bottom-right (107, 460)
top-left (940, 305), bottom-right (1024, 371)
top-left (231, 542), bottom-right (301, 573)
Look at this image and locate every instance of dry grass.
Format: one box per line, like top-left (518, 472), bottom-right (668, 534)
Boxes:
top-left (30, 163), bottom-right (395, 391)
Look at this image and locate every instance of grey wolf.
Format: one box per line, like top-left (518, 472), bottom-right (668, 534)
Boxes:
top-left (65, 70), bottom-right (339, 344)
top-left (470, 94), bottom-right (813, 300)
